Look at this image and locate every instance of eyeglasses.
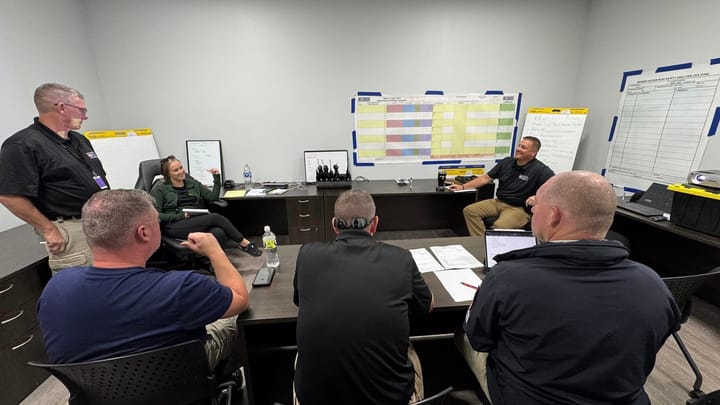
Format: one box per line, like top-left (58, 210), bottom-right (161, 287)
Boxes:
top-left (55, 102), bottom-right (88, 115)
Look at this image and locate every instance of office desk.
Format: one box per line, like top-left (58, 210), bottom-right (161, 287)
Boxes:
top-left (237, 236), bottom-right (484, 405)
top-left (221, 180), bottom-right (493, 243)
top-left (612, 208), bottom-right (720, 306)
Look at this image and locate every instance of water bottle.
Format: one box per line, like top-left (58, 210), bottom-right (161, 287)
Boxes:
top-left (243, 164), bottom-right (252, 190)
top-left (262, 225), bottom-right (280, 268)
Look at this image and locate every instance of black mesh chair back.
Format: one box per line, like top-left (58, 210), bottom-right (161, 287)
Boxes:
top-left (662, 266), bottom-right (720, 402)
top-left (28, 340), bottom-right (215, 405)
top-left (411, 386), bottom-right (453, 405)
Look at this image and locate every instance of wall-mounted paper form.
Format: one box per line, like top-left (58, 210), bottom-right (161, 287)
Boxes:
top-left (434, 269), bottom-right (482, 302)
top-left (429, 245), bottom-right (483, 269)
top-left (410, 248), bottom-right (445, 273)
top-left (522, 107), bottom-right (588, 174)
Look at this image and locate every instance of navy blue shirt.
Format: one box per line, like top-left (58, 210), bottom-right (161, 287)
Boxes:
top-left (38, 266), bottom-right (232, 363)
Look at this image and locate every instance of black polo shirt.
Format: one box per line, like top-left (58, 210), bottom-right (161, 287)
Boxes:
top-left (488, 156), bottom-right (554, 207)
top-left (0, 118), bottom-right (109, 219)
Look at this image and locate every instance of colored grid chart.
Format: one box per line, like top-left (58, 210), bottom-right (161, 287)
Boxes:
top-left (354, 94), bottom-right (518, 164)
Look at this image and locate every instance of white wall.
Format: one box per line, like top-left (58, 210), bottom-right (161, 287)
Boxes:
top-left (572, 0), bottom-right (720, 174)
top-left (0, 0), bottom-right (109, 231)
top-left (83, 0), bottom-right (590, 183)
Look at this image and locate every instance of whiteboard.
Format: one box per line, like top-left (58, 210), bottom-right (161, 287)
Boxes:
top-left (186, 140), bottom-right (224, 186)
top-left (521, 107), bottom-right (587, 174)
top-left (86, 130), bottom-right (159, 189)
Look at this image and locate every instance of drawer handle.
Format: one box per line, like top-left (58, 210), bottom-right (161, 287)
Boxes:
top-left (12, 333), bottom-right (33, 351)
top-left (1, 309), bottom-right (24, 325)
top-left (299, 214), bottom-right (310, 218)
top-left (0, 283), bottom-right (13, 295)
top-left (297, 200), bottom-right (310, 204)
top-left (299, 228), bottom-right (312, 232)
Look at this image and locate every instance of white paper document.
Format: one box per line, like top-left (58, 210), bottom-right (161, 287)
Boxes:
top-left (429, 245), bottom-right (484, 270)
top-left (410, 248), bottom-right (445, 273)
top-left (182, 208), bottom-right (209, 216)
top-left (246, 188), bottom-right (267, 196)
top-left (434, 268), bottom-right (482, 302)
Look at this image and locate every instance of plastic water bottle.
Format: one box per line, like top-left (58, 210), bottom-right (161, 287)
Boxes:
top-left (243, 164), bottom-right (252, 190)
top-left (262, 225), bottom-right (280, 268)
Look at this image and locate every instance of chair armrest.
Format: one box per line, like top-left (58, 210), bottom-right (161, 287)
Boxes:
top-left (211, 199), bottom-right (228, 209)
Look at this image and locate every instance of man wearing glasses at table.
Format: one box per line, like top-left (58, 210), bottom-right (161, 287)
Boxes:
top-left (0, 83), bottom-right (109, 273)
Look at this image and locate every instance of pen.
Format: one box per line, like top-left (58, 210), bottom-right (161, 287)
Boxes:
top-left (461, 282), bottom-right (478, 290)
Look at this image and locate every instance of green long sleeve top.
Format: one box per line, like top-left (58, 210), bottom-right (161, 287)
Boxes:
top-left (150, 173), bottom-right (221, 224)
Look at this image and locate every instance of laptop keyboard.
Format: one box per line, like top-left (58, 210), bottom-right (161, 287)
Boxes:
top-left (618, 201), bottom-right (664, 216)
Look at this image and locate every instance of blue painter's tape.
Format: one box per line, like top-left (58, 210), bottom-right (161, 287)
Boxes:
top-left (601, 168), bottom-right (606, 176)
top-left (352, 131), bottom-right (357, 149)
top-left (608, 116), bottom-right (618, 142)
top-left (351, 98), bottom-right (355, 114)
top-left (353, 152), bottom-right (374, 167)
top-left (655, 62), bottom-right (692, 73)
top-left (485, 90), bottom-right (503, 95)
top-left (357, 91), bottom-right (382, 96)
top-left (624, 187), bottom-right (643, 194)
top-left (511, 126), bottom-right (518, 150)
top-left (620, 69), bottom-right (643, 92)
top-left (711, 57), bottom-right (720, 65)
top-left (708, 106), bottom-right (720, 136)
top-left (495, 159), bottom-right (504, 163)
top-left (425, 90), bottom-right (444, 95)
top-left (422, 160), bottom-right (461, 165)
top-left (515, 92), bottom-right (522, 121)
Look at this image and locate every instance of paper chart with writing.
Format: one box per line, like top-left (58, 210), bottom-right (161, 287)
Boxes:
top-left (429, 245), bottom-right (484, 269)
top-left (521, 107), bottom-right (587, 174)
top-left (605, 63), bottom-right (720, 190)
top-left (354, 93), bottom-right (519, 164)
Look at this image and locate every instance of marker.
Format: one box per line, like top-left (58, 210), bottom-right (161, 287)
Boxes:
top-left (461, 282), bottom-right (478, 290)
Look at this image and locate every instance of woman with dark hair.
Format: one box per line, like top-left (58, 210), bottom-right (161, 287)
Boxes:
top-left (150, 155), bottom-right (262, 256)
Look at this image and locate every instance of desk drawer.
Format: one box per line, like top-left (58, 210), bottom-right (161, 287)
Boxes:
top-left (0, 298), bottom-right (39, 349)
top-left (288, 227), bottom-right (323, 244)
top-left (286, 197), bottom-right (321, 221)
top-left (0, 267), bottom-right (43, 310)
top-left (0, 326), bottom-right (49, 405)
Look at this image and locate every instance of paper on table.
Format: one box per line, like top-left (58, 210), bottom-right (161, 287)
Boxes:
top-left (430, 245), bottom-right (484, 269)
top-left (434, 268), bottom-right (482, 302)
top-left (246, 188), bottom-right (267, 196)
top-left (223, 190), bottom-right (247, 198)
top-left (268, 188), bottom-right (288, 195)
top-left (410, 248), bottom-right (445, 273)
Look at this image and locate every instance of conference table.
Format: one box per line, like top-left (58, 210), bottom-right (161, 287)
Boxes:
top-left (236, 236), bottom-right (485, 405)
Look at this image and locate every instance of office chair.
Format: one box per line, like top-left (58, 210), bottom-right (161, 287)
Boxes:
top-left (662, 266), bottom-right (720, 404)
top-left (28, 340), bottom-right (238, 405)
top-left (135, 158), bottom-right (227, 269)
top-left (411, 386), bottom-right (453, 405)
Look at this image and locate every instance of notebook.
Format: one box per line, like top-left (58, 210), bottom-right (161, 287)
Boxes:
top-left (484, 229), bottom-right (537, 268)
top-left (617, 182), bottom-right (674, 217)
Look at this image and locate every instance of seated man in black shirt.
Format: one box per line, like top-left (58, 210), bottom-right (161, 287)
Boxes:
top-left (293, 190), bottom-right (435, 405)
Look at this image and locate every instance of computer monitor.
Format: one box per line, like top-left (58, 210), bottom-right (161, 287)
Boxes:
top-left (304, 150), bottom-right (349, 184)
top-left (484, 229), bottom-right (537, 268)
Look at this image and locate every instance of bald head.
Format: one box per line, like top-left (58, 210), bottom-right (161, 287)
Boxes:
top-left (531, 171), bottom-right (616, 242)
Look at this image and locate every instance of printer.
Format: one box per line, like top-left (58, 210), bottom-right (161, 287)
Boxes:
top-left (688, 170), bottom-right (720, 190)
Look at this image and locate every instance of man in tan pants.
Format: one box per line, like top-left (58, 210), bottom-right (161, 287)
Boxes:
top-left (449, 136), bottom-right (554, 237)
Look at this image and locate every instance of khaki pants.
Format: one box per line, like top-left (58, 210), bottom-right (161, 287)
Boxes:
top-left (456, 334), bottom-right (490, 402)
top-left (40, 219), bottom-right (93, 273)
top-left (293, 343), bottom-right (424, 404)
top-left (463, 199), bottom-right (530, 237)
top-left (203, 315), bottom-right (238, 370)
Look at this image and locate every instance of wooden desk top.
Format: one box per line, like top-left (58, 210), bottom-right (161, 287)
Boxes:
top-left (238, 236), bottom-right (484, 325)
top-left (615, 207), bottom-right (720, 249)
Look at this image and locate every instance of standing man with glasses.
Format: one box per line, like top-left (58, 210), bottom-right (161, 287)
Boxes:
top-left (0, 83), bottom-right (109, 272)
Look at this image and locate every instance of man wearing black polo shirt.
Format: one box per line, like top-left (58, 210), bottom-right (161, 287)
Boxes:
top-left (449, 136), bottom-right (554, 237)
top-left (293, 190), bottom-right (435, 405)
top-left (0, 83), bottom-right (109, 272)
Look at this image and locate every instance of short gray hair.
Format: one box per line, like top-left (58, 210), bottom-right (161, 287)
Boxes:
top-left (543, 171), bottom-right (616, 235)
top-left (334, 190), bottom-right (376, 224)
top-left (82, 189), bottom-right (156, 250)
top-left (34, 83), bottom-right (84, 114)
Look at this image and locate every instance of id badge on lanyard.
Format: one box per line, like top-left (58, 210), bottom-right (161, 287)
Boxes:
top-left (93, 175), bottom-right (109, 189)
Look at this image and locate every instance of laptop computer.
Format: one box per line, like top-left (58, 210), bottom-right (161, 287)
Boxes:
top-left (617, 182), bottom-right (674, 217)
top-left (484, 229), bottom-right (537, 268)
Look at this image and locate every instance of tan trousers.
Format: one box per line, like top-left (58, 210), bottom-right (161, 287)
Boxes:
top-left (41, 219), bottom-right (93, 273)
top-left (293, 343), bottom-right (424, 404)
top-left (456, 334), bottom-right (490, 402)
top-left (463, 199), bottom-right (530, 237)
top-left (203, 315), bottom-right (238, 370)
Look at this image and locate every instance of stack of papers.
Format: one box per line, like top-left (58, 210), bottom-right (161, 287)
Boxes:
top-left (409, 244), bottom-right (484, 302)
top-left (246, 188), bottom-right (267, 196)
top-left (223, 190), bottom-right (246, 198)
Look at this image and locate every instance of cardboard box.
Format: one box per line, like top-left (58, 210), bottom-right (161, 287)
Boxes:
top-left (668, 183), bottom-right (720, 237)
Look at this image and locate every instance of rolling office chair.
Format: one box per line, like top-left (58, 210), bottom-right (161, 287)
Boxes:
top-left (27, 340), bottom-right (239, 405)
top-left (411, 386), bottom-right (453, 405)
top-left (662, 266), bottom-right (720, 404)
top-left (135, 158), bottom-right (227, 269)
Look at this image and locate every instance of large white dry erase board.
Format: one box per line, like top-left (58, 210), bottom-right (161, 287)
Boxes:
top-left (521, 107), bottom-right (588, 174)
top-left (186, 140), bottom-right (224, 186)
top-left (84, 129), bottom-right (159, 189)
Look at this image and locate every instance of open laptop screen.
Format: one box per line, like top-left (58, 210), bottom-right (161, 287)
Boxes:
top-left (485, 230), bottom-right (537, 268)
